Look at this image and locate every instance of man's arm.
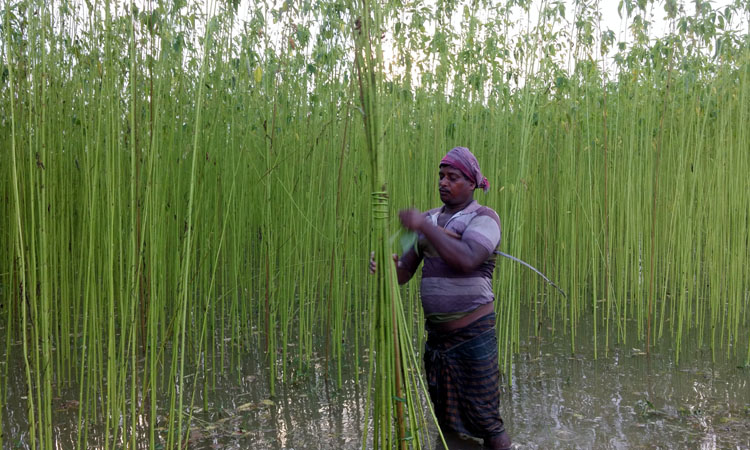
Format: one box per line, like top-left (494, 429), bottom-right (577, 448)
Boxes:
top-left (399, 209), bottom-right (490, 273)
top-left (369, 247), bottom-right (422, 284)
top-left (395, 247), bottom-right (421, 284)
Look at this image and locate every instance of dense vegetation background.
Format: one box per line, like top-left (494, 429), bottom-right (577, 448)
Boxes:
top-left (1, 0), bottom-right (749, 447)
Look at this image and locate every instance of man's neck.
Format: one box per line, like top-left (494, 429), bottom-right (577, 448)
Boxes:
top-left (442, 198), bottom-right (474, 215)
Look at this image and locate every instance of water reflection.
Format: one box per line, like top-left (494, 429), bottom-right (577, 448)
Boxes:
top-left (2, 321), bottom-right (749, 449)
top-left (505, 327), bottom-right (750, 449)
top-left (170, 325), bottom-right (750, 449)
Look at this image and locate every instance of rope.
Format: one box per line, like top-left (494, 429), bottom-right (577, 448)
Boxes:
top-left (371, 191), bottom-right (389, 220)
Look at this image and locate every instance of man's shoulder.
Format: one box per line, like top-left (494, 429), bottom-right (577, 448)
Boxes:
top-left (425, 206), bottom-right (442, 216)
top-left (473, 204), bottom-right (500, 224)
top-left (463, 202), bottom-right (501, 251)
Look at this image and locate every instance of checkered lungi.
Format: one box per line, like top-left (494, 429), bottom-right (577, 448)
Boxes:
top-left (424, 313), bottom-right (505, 440)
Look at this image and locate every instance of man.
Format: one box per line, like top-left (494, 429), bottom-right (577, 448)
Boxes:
top-left (371, 147), bottom-right (511, 449)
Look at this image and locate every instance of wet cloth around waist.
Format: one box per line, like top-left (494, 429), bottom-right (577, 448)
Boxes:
top-left (424, 313), bottom-right (505, 440)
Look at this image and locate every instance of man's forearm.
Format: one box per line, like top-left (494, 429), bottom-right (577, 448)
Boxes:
top-left (419, 221), bottom-right (485, 272)
top-left (396, 265), bottom-right (412, 285)
top-left (396, 248), bottom-right (420, 284)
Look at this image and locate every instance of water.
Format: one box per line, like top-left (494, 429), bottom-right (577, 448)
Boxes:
top-left (2, 320), bottom-right (749, 449)
top-left (505, 330), bottom-right (750, 449)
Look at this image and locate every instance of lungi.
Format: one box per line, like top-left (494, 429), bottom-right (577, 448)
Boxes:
top-left (424, 313), bottom-right (505, 440)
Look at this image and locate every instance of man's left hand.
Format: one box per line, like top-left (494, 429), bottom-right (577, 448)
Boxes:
top-left (399, 209), bottom-right (425, 232)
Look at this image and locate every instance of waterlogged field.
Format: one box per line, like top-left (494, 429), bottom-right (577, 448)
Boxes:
top-left (2, 314), bottom-right (748, 449)
top-left (2, 0), bottom-right (749, 448)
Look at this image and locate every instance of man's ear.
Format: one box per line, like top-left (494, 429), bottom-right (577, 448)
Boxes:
top-left (463, 175), bottom-right (475, 190)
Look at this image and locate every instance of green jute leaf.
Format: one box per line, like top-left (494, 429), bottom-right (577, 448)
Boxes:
top-left (399, 230), bottom-right (418, 254)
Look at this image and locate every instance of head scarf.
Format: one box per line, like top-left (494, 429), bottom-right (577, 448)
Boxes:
top-left (439, 146), bottom-right (490, 192)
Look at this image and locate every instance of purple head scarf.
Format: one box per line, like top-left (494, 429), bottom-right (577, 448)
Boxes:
top-left (439, 147), bottom-right (490, 192)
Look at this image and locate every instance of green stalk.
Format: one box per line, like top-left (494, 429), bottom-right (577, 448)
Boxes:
top-left (647, 40), bottom-right (675, 355)
top-left (172, 2), bottom-right (216, 447)
top-left (3, 4), bottom-right (37, 448)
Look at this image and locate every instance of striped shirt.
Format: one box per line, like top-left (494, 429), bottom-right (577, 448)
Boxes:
top-left (416, 200), bottom-right (501, 317)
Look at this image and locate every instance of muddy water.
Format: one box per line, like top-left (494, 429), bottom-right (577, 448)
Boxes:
top-left (3, 320), bottom-right (749, 449)
top-left (504, 328), bottom-right (750, 450)
top-left (180, 324), bottom-right (750, 450)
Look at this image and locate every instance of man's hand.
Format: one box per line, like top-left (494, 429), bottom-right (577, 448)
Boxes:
top-left (398, 209), bottom-right (425, 232)
top-left (369, 251), bottom-right (399, 274)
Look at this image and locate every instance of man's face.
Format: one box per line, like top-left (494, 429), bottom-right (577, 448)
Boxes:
top-left (438, 165), bottom-right (475, 205)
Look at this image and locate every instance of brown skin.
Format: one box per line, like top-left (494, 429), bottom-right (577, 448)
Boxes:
top-left (370, 165), bottom-right (491, 283)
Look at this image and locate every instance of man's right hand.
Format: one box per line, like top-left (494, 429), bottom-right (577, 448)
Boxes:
top-left (369, 251), bottom-right (399, 274)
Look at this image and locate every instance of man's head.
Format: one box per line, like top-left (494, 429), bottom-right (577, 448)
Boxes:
top-left (438, 164), bottom-right (475, 206)
top-left (438, 147), bottom-right (489, 206)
